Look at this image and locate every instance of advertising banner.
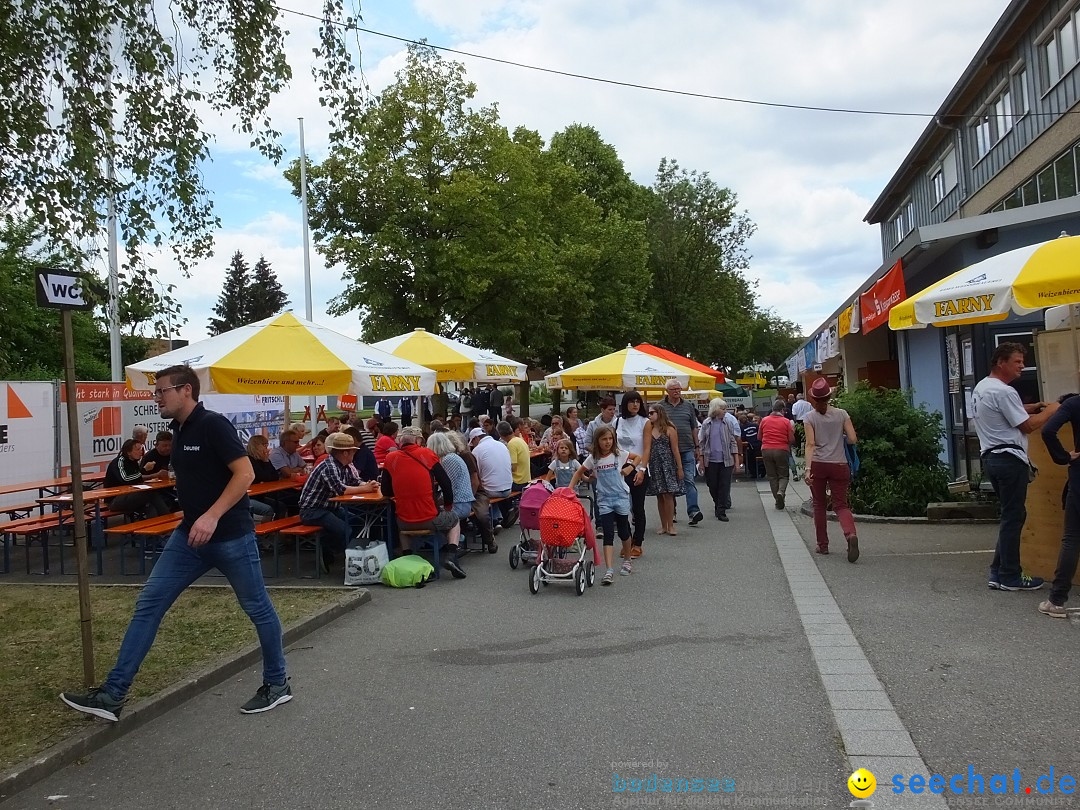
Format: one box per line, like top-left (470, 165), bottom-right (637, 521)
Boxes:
top-left (58, 383), bottom-right (161, 474)
top-left (838, 305), bottom-right (853, 338)
top-left (201, 394), bottom-right (287, 443)
top-left (59, 384), bottom-right (288, 474)
top-left (860, 259), bottom-right (907, 334)
top-left (0, 382), bottom-right (57, 507)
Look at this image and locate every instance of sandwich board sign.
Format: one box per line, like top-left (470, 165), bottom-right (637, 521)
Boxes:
top-left (35, 268), bottom-right (93, 310)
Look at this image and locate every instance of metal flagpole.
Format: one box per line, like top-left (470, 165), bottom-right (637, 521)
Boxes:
top-left (107, 157), bottom-right (122, 381)
top-left (299, 119), bottom-right (318, 440)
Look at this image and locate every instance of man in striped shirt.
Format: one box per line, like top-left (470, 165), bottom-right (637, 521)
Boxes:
top-left (298, 433), bottom-right (380, 571)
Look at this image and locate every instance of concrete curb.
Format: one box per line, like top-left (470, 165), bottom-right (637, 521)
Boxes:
top-left (797, 499), bottom-right (999, 525)
top-left (0, 588), bottom-right (370, 804)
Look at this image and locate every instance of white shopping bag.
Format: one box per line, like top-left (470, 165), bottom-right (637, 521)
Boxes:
top-left (344, 541), bottom-right (389, 586)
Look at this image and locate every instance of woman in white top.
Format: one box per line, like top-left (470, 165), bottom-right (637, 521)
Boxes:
top-left (615, 391), bottom-right (650, 555)
top-left (803, 377), bottom-right (859, 562)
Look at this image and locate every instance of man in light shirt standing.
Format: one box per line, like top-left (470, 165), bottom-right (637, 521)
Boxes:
top-left (972, 342), bottom-right (1058, 591)
top-left (790, 393), bottom-right (813, 422)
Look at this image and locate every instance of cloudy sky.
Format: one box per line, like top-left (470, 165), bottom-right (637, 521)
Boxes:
top-left (158, 0), bottom-right (1012, 346)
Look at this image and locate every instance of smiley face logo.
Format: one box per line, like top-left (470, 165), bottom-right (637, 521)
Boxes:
top-left (848, 768), bottom-right (876, 798)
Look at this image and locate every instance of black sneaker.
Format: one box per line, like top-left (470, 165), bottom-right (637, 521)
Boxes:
top-left (776, 494), bottom-right (785, 510)
top-left (688, 512), bottom-right (704, 526)
top-left (717, 513), bottom-right (729, 522)
top-left (442, 556), bottom-right (467, 579)
top-left (60, 687), bottom-right (124, 722)
top-left (987, 571), bottom-right (1000, 589)
top-left (240, 681), bottom-right (293, 714)
top-left (998, 573), bottom-right (1045, 591)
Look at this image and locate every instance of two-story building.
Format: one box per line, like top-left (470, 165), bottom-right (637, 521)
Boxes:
top-left (785, 0), bottom-right (1080, 480)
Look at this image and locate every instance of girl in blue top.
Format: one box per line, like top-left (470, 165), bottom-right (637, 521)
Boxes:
top-left (544, 439), bottom-right (581, 488)
top-left (569, 425), bottom-right (639, 585)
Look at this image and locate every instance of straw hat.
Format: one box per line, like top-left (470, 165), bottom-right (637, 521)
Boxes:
top-left (325, 432), bottom-right (356, 450)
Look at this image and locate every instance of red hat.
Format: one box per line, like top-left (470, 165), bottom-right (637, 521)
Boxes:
top-left (809, 378), bottom-right (833, 400)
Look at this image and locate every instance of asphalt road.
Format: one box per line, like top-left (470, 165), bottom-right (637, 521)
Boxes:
top-left (9, 473), bottom-right (1078, 809)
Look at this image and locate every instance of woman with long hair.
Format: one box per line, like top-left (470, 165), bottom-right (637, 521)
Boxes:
top-left (803, 378), bottom-right (859, 561)
top-left (640, 405), bottom-right (683, 536)
top-left (616, 391), bottom-right (650, 556)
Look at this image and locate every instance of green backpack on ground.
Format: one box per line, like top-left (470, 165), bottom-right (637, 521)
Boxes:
top-left (380, 554), bottom-right (434, 588)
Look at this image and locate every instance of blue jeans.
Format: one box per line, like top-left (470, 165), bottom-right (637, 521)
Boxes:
top-left (984, 453), bottom-right (1029, 583)
top-left (300, 506), bottom-right (350, 552)
top-left (103, 530), bottom-right (286, 700)
top-left (483, 488), bottom-right (511, 523)
top-left (677, 448), bottom-right (701, 518)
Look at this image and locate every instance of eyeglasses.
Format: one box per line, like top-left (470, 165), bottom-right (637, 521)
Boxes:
top-left (647, 410), bottom-right (657, 415)
top-left (152, 384), bottom-right (186, 399)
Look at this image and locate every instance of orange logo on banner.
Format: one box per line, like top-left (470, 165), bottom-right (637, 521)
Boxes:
top-left (338, 395), bottom-right (357, 412)
top-left (92, 406), bottom-right (122, 437)
top-left (6, 386), bottom-right (33, 418)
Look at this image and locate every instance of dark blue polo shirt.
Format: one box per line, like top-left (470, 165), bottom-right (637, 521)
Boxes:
top-left (171, 402), bottom-right (253, 542)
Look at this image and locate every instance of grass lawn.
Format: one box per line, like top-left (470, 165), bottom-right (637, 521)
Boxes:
top-left (0, 585), bottom-right (348, 772)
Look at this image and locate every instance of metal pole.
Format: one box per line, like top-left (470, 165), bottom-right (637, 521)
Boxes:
top-left (298, 118), bottom-right (318, 438)
top-left (62, 309), bottom-right (96, 686)
top-left (107, 158), bottom-right (122, 381)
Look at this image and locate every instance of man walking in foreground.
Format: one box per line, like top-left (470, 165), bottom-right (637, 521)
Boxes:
top-left (61, 365), bottom-right (291, 721)
top-left (972, 342), bottom-right (1059, 591)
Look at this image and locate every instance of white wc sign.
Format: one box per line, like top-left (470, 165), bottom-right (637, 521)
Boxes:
top-left (35, 268), bottom-right (92, 310)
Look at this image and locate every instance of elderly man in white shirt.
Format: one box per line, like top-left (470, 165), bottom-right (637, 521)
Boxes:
top-left (470, 427), bottom-right (514, 539)
top-left (790, 394), bottom-right (813, 422)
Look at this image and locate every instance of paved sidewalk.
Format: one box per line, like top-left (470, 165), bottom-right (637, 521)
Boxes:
top-left (7, 473), bottom-right (1079, 809)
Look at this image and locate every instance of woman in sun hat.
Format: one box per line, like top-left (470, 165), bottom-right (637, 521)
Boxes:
top-left (802, 377), bottom-right (860, 562)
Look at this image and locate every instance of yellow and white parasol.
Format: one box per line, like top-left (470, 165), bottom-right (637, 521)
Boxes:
top-left (545, 346), bottom-right (717, 391)
top-left (125, 312), bottom-right (438, 396)
top-left (889, 233), bottom-right (1080, 329)
top-left (372, 328), bottom-right (527, 382)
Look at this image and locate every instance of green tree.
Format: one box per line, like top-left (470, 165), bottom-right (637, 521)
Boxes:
top-left (0, 219), bottom-right (148, 380)
top-left (646, 159), bottom-right (758, 370)
top-left (208, 251), bottom-right (251, 336)
top-left (247, 255), bottom-right (290, 322)
top-left (290, 44), bottom-right (653, 370)
top-left (548, 124), bottom-right (652, 221)
top-left (0, 0), bottom-right (363, 313)
top-left (745, 312), bottom-right (804, 373)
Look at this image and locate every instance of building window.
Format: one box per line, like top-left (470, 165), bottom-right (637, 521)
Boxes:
top-left (889, 199), bottom-right (914, 246)
top-left (1066, 148), bottom-right (1080, 198)
top-left (973, 114), bottom-right (992, 158)
top-left (929, 147), bottom-right (958, 205)
top-left (1042, 7), bottom-right (1080, 88)
top-left (1014, 66), bottom-right (1030, 114)
top-left (993, 87), bottom-right (1013, 136)
top-left (988, 137), bottom-right (1080, 212)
